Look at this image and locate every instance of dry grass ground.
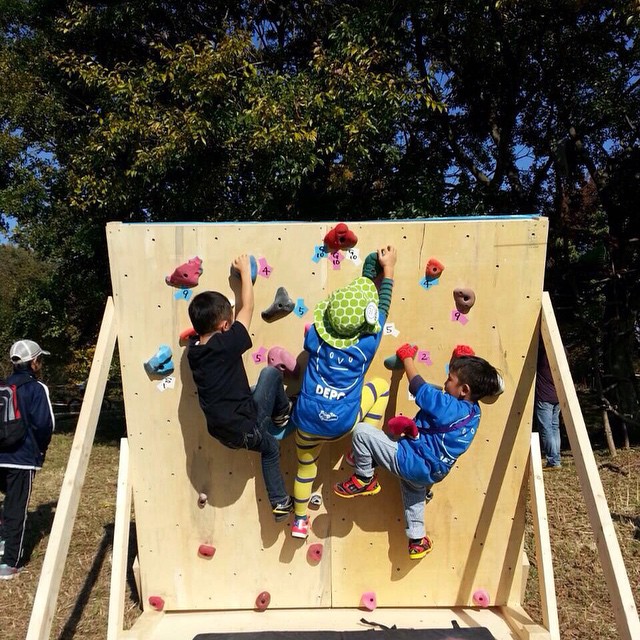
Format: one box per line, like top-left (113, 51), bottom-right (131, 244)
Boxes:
top-left (1, 405), bottom-right (639, 640)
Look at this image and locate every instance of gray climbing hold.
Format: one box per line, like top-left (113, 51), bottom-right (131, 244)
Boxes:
top-left (261, 286), bottom-right (295, 321)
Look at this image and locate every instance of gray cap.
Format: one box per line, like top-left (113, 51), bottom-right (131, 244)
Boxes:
top-left (10, 339), bottom-right (51, 364)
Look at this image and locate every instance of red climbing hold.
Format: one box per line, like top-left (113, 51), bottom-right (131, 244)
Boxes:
top-left (165, 256), bottom-right (203, 288)
top-left (180, 326), bottom-right (198, 342)
top-left (360, 591), bottom-right (377, 611)
top-left (425, 258), bottom-right (445, 280)
top-left (198, 544), bottom-right (216, 558)
top-left (307, 543), bottom-right (323, 563)
top-left (324, 223), bottom-right (358, 252)
top-left (255, 591), bottom-right (271, 611)
top-left (452, 344), bottom-right (475, 359)
top-left (148, 595), bottom-right (165, 611)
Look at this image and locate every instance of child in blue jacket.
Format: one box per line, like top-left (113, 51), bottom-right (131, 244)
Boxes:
top-left (334, 343), bottom-right (503, 560)
top-left (0, 340), bottom-right (55, 580)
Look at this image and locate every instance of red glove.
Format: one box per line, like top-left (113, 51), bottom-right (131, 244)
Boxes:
top-left (387, 416), bottom-right (419, 439)
top-left (452, 344), bottom-right (475, 359)
top-left (396, 343), bottom-right (418, 361)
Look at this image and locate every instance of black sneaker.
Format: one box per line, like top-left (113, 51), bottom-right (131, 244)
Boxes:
top-left (272, 496), bottom-right (294, 522)
top-left (272, 400), bottom-right (293, 428)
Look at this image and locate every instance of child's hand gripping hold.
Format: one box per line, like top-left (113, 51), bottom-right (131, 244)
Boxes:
top-left (396, 343), bottom-right (418, 361)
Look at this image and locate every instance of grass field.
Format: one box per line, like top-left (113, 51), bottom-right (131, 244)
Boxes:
top-left (1, 406), bottom-right (638, 639)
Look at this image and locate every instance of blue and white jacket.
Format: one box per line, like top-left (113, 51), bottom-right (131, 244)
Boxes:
top-left (292, 311), bottom-right (387, 438)
top-left (0, 370), bottom-right (55, 470)
top-left (396, 376), bottom-right (480, 485)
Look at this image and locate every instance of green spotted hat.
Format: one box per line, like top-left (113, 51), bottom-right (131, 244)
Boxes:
top-left (314, 276), bottom-right (381, 348)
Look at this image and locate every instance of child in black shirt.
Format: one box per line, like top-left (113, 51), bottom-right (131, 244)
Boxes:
top-left (187, 254), bottom-right (293, 522)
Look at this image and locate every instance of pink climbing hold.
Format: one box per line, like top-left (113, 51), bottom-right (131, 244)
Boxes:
top-left (472, 589), bottom-right (491, 608)
top-left (255, 591), bottom-right (271, 611)
top-left (307, 543), bottom-right (323, 563)
top-left (267, 346), bottom-right (298, 376)
top-left (165, 256), bottom-right (203, 288)
top-left (198, 544), bottom-right (216, 559)
top-left (360, 591), bottom-right (377, 611)
top-left (148, 595), bottom-right (165, 611)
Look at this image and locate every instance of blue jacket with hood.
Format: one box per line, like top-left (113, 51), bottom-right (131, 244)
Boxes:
top-left (0, 370), bottom-right (55, 470)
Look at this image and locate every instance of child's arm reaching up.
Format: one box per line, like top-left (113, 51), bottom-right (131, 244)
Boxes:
top-left (232, 254), bottom-right (255, 330)
top-left (396, 342), bottom-right (419, 383)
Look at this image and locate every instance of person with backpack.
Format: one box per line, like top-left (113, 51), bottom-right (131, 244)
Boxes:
top-left (0, 339), bottom-right (55, 580)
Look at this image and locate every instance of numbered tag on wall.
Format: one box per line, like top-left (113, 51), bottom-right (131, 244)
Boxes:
top-left (157, 376), bottom-right (176, 392)
top-left (174, 288), bottom-right (193, 301)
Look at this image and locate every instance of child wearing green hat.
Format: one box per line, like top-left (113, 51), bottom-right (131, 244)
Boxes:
top-left (290, 246), bottom-right (397, 539)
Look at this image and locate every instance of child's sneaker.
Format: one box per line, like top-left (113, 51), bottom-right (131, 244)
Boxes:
top-left (0, 563), bottom-right (22, 580)
top-left (291, 516), bottom-right (310, 539)
top-left (408, 535), bottom-right (433, 560)
top-left (344, 450), bottom-right (355, 466)
top-left (333, 474), bottom-right (381, 498)
top-left (272, 400), bottom-right (293, 428)
top-left (272, 496), bottom-right (294, 522)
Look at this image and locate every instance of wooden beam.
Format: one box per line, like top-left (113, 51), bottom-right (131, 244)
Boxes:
top-left (26, 298), bottom-right (118, 640)
top-left (500, 605), bottom-right (551, 640)
top-left (528, 434), bottom-right (560, 639)
top-left (541, 292), bottom-right (640, 640)
top-left (108, 438), bottom-right (133, 640)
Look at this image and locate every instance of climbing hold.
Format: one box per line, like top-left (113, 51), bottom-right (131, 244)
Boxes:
top-left (255, 591), bottom-right (271, 611)
top-left (383, 353), bottom-right (404, 370)
top-left (472, 589), bottom-right (491, 608)
top-left (144, 345), bottom-right (174, 376)
top-left (148, 596), bottom-right (165, 611)
top-left (230, 255), bottom-right (258, 284)
top-left (453, 288), bottom-right (476, 314)
top-left (198, 544), bottom-right (216, 559)
top-left (197, 493), bottom-right (208, 508)
top-left (452, 344), bottom-right (475, 359)
top-left (324, 223), bottom-right (358, 252)
top-left (384, 344), bottom-right (418, 370)
top-left (425, 258), bottom-right (445, 280)
top-left (387, 415), bottom-right (419, 439)
top-left (307, 543), bottom-right (323, 563)
top-left (261, 287), bottom-right (295, 321)
top-left (267, 346), bottom-right (298, 376)
top-left (360, 591), bottom-right (377, 611)
top-left (309, 493), bottom-right (323, 508)
top-left (180, 326), bottom-right (197, 343)
top-left (165, 256), bottom-right (203, 288)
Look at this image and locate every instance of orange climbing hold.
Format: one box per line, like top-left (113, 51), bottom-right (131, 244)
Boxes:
top-left (425, 258), bottom-right (445, 280)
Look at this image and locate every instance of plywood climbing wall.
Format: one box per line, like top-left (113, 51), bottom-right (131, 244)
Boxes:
top-left (106, 217), bottom-right (547, 613)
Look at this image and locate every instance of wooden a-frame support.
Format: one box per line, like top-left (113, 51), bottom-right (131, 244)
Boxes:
top-left (25, 294), bottom-right (639, 639)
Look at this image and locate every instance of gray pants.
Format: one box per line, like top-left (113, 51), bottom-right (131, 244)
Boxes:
top-left (351, 422), bottom-right (432, 540)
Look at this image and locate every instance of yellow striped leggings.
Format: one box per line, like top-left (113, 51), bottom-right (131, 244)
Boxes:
top-left (293, 377), bottom-right (390, 518)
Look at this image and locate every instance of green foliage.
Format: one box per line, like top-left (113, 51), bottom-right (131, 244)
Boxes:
top-left (0, 1), bottom-right (638, 430)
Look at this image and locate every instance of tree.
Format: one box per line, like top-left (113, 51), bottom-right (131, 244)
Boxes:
top-left (0, 1), bottom-right (638, 437)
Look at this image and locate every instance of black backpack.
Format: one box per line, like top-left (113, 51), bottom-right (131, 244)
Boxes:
top-left (0, 379), bottom-right (28, 449)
